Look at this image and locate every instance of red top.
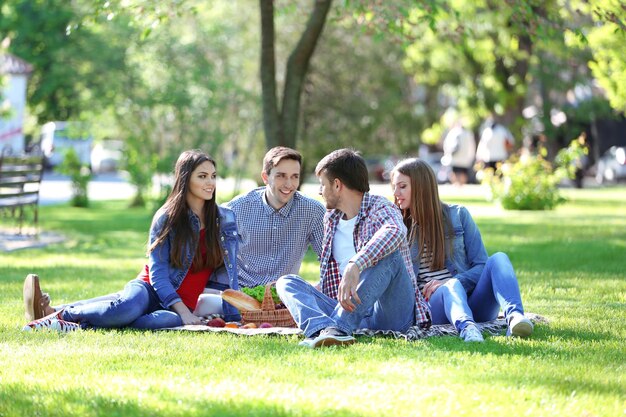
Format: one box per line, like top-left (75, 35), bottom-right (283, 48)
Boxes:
top-left (140, 228), bottom-right (213, 310)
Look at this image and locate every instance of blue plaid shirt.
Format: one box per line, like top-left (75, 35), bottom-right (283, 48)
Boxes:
top-left (319, 192), bottom-right (431, 327)
top-left (224, 187), bottom-right (325, 288)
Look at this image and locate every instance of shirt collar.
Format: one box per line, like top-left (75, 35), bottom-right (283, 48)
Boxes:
top-left (261, 189), bottom-right (298, 217)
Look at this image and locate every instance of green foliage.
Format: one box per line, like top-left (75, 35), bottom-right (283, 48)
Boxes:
top-left (481, 138), bottom-right (590, 210)
top-left (55, 148), bottom-right (92, 207)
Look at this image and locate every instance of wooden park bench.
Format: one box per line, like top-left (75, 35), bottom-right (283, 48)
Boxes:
top-left (0, 154), bottom-right (45, 234)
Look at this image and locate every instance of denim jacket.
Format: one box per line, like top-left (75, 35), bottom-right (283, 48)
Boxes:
top-left (410, 204), bottom-right (488, 295)
top-left (148, 205), bottom-right (240, 319)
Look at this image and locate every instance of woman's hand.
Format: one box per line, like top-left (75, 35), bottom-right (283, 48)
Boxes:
top-left (422, 279), bottom-right (450, 301)
top-left (171, 301), bottom-right (205, 325)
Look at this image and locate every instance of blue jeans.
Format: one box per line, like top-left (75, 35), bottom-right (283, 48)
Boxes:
top-left (428, 278), bottom-right (475, 333)
top-left (467, 252), bottom-right (525, 322)
top-left (276, 251), bottom-right (415, 337)
top-left (62, 279), bottom-right (182, 330)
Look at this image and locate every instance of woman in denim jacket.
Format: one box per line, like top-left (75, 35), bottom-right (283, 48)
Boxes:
top-left (23, 150), bottom-right (239, 332)
top-left (390, 158), bottom-right (533, 341)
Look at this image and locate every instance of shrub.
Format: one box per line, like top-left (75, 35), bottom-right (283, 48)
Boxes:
top-left (56, 148), bottom-right (92, 207)
top-left (480, 137), bottom-right (587, 210)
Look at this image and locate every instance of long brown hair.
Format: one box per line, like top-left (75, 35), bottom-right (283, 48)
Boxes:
top-left (148, 150), bottom-right (223, 271)
top-left (391, 158), bottom-right (449, 271)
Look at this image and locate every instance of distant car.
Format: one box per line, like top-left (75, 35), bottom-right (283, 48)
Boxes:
top-left (421, 151), bottom-right (451, 184)
top-left (91, 140), bottom-right (124, 174)
top-left (596, 146), bottom-right (626, 184)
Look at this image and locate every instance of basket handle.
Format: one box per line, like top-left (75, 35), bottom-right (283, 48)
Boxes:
top-left (261, 282), bottom-right (276, 311)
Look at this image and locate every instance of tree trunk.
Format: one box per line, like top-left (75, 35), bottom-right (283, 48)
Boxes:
top-left (259, 0), bottom-right (332, 150)
top-left (259, 0), bottom-right (281, 149)
top-left (281, 0), bottom-right (332, 149)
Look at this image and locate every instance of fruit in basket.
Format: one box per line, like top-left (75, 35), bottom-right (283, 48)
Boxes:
top-left (206, 318), bottom-right (226, 328)
top-left (241, 323), bottom-right (257, 329)
top-left (259, 322), bottom-right (272, 329)
top-left (222, 289), bottom-right (262, 311)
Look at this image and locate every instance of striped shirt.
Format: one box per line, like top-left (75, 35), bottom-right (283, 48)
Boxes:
top-left (224, 187), bottom-right (325, 288)
top-left (416, 248), bottom-right (453, 291)
top-left (319, 193), bottom-right (431, 327)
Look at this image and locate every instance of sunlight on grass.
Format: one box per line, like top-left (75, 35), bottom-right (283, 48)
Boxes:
top-left (1, 188), bottom-right (625, 416)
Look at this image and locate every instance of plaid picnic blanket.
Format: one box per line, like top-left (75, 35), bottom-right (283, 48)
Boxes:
top-left (164, 313), bottom-right (546, 340)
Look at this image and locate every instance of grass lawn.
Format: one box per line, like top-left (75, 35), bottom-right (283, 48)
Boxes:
top-left (0, 185), bottom-right (624, 417)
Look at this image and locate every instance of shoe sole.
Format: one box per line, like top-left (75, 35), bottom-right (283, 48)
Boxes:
top-left (23, 274), bottom-right (45, 321)
top-left (511, 321), bottom-right (533, 337)
top-left (311, 335), bottom-right (356, 348)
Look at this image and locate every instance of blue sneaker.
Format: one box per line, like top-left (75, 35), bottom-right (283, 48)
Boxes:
top-left (460, 324), bottom-right (484, 342)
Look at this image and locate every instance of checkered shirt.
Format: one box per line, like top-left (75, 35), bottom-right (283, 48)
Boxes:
top-left (319, 192), bottom-right (431, 327)
top-left (224, 187), bottom-right (325, 288)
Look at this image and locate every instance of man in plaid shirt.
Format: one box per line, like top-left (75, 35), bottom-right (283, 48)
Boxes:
top-left (277, 149), bottom-right (431, 348)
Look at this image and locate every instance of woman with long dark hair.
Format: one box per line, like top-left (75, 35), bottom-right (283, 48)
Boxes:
top-left (390, 158), bottom-right (533, 341)
top-left (23, 150), bottom-right (239, 331)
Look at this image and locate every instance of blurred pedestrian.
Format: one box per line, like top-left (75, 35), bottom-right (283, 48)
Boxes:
top-left (476, 119), bottom-right (515, 170)
top-left (441, 120), bottom-right (476, 185)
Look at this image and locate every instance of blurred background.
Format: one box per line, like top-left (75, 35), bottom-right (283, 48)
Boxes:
top-left (1, 0), bottom-right (624, 206)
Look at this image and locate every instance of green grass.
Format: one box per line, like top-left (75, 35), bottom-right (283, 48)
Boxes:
top-left (1, 186), bottom-right (625, 416)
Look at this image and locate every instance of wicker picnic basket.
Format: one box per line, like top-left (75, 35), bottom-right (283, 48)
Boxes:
top-left (240, 282), bottom-right (296, 328)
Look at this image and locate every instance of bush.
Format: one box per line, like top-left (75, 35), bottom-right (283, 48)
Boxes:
top-left (480, 138), bottom-right (587, 210)
top-left (56, 148), bottom-right (92, 207)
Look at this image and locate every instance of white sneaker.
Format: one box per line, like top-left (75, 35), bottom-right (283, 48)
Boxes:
top-left (300, 327), bottom-right (355, 348)
top-left (22, 309), bottom-right (80, 333)
top-left (460, 324), bottom-right (484, 342)
top-left (508, 313), bottom-right (533, 337)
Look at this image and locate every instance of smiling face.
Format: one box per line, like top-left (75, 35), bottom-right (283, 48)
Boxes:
top-left (186, 160), bottom-right (217, 208)
top-left (391, 172), bottom-right (412, 210)
top-left (262, 158), bottom-right (301, 210)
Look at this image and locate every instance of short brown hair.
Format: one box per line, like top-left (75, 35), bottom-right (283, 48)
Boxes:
top-left (262, 146), bottom-right (302, 174)
top-left (315, 148), bottom-right (369, 193)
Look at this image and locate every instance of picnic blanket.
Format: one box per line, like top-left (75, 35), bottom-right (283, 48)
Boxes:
top-left (163, 313), bottom-right (546, 340)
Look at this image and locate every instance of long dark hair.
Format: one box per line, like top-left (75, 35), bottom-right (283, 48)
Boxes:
top-left (148, 150), bottom-right (223, 271)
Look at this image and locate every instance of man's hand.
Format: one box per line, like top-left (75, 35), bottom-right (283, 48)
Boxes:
top-left (422, 279), bottom-right (450, 301)
top-left (338, 262), bottom-right (362, 312)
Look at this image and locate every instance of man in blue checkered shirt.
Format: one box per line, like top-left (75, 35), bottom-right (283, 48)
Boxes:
top-left (225, 146), bottom-right (325, 287)
top-left (194, 147), bottom-right (325, 316)
top-left (276, 149), bottom-right (431, 348)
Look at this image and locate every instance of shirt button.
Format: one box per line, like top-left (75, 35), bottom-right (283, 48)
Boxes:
top-left (221, 236), bottom-right (224, 241)
top-left (224, 250), bottom-right (228, 255)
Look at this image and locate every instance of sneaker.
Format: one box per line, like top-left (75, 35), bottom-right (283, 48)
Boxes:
top-left (508, 313), bottom-right (533, 337)
top-left (23, 274), bottom-right (46, 321)
top-left (304, 326), bottom-right (355, 348)
top-left (298, 330), bottom-right (322, 348)
top-left (22, 309), bottom-right (80, 333)
top-left (460, 324), bottom-right (484, 343)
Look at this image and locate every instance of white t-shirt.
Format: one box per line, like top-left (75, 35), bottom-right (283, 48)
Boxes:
top-left (332, 215), bottom-right (358, 276)
top-left (476, 124), bottom-right (513, 162)
top-left (442, 126), bottom-right (476, 169)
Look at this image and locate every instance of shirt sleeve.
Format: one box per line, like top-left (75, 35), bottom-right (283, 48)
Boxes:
top-left (453, 207), bottom-right (488, 293)
top-left (351, 202), bottom-right (406, 272)
top-left (309, 201), bottom-right (326, 259)
top-left (148, 212), bottom-right (183, 308)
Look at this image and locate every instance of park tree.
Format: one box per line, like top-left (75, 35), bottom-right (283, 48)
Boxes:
top-left (0, 0), bottom-right (132, 123)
